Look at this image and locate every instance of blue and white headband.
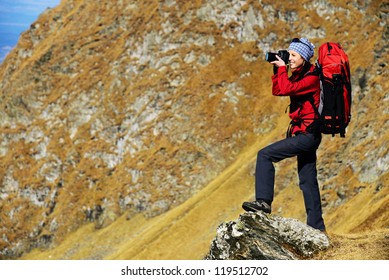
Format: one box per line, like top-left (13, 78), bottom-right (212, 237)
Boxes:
top-left (288, 38), bottom-right (315, 61)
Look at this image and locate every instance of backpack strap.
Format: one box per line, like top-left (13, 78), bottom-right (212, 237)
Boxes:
top-left (308, 95), bottom-right (320, 118)
top-left (306, 95), bottom-right (322, 135)
top-left (286, 119), bottom-right (302, 138)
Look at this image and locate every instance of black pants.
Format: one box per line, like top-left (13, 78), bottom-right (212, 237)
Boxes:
top-left (255, 132), bottom-right (325, 230)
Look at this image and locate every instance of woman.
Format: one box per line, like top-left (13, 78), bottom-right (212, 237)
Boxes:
top-left (242, 38), bottom-right (326, 231)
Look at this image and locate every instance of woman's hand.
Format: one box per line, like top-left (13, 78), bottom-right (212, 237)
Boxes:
top-left (270, 55), bottom-right (286, 68)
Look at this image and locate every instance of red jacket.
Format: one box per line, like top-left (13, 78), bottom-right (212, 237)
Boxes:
top-left (272, 64), bottom-right (320, 135)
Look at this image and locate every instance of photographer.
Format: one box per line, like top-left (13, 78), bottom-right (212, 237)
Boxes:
top-left (242, 38), bottom-right (326, 232)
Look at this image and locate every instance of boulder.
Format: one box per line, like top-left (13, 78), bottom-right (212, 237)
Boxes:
top-left (205, 211), bottom-right (330, 260)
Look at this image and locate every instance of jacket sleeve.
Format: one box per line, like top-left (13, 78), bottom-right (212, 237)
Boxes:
top-left (272, 66), bottom-right (319, 97)
top-left (271, 69), bottom-right (281, 96)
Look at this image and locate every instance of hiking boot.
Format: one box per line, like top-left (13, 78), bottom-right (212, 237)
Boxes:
top-left (242, 200), bottom-right (271, 214)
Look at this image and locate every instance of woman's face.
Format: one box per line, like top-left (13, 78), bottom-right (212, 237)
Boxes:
top-left (288, 50), bottom-right (305, 70)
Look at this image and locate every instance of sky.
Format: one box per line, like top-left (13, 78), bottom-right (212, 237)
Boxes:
top-left (0, 0), bottom-right (60, 62)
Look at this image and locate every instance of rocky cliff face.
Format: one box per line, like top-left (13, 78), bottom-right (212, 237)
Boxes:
top-left (0, 0), bottom-right (388, 259)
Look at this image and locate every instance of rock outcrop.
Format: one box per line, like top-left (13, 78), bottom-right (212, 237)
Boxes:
top-left (205, 211), bottom-right (329, 260)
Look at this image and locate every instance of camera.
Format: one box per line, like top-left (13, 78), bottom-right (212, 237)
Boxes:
top-left (265, 50), bottom-right (290, 64)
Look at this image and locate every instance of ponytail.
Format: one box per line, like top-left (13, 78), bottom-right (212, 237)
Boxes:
top-left (297, 61), bottom-right (312, 80)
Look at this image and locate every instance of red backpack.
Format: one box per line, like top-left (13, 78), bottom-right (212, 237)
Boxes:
top-left (314, 42), bottom-right (352, 137)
